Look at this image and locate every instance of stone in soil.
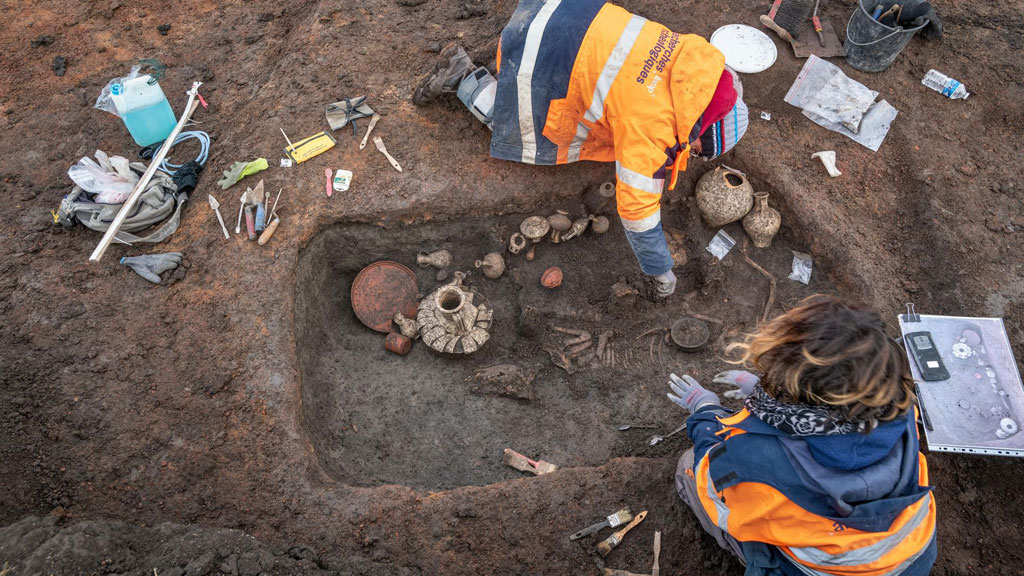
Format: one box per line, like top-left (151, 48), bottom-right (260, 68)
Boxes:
top-left (51, 56), bottom-right (66, 76)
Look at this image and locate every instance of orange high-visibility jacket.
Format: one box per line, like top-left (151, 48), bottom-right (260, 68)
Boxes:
top-left (491, 0), bottom-right (727, 276)
top-left (687, 407), bottom-right (937, 576)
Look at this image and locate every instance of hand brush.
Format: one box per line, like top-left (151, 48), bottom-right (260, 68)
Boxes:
top-left (760, 0), bottom-right (814, 43)
top-left (597, 511), bottom-right (647, 556)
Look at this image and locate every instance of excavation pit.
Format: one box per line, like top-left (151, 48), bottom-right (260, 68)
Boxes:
top-left (295, 212), bottom-right (823, 490)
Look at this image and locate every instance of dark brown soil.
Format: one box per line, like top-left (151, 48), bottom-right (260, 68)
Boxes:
top-left (1, 0), bottom-right (1023, 574)
top-left (295, 215), bottom-right (818, 490)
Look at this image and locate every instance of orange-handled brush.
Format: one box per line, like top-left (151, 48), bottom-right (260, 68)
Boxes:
top-left (597, 511), bottom-right (647, 556)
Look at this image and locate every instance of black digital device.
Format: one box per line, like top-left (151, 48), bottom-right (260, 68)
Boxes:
top-left (905, 331), bottom-right (950, 381)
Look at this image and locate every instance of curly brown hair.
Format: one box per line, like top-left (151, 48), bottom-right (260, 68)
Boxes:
top-left (727, 295), bottom-right (915, 428)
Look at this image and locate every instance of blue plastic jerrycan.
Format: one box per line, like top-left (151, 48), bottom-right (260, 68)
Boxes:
top-left (109, 75), bottom-right (177, 146)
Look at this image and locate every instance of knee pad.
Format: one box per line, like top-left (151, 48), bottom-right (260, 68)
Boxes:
top-left (457, 67), bottom-right (497, 128)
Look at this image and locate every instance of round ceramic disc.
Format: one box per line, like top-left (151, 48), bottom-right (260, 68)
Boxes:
top-left (351, 261), bottom-right (419, 333)
top-left (710, 24), bottom-right (777, 74)
top-left (670, 317), bottom-right (710, 350)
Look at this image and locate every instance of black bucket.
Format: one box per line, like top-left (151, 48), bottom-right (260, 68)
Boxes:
top-left (844, 0), bottom-right (927, 73)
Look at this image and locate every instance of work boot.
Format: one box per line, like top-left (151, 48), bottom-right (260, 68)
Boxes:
top-left (412, 42), bottom-right (475, 106)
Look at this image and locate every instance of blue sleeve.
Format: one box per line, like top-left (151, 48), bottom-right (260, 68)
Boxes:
top-left (686, 405), bottom-right (731, 471)
top-left (622, 221), bottom-right (674, 276)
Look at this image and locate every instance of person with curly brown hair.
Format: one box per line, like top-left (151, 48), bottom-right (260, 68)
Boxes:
top-left (668, 295), bottom-right (936, 576)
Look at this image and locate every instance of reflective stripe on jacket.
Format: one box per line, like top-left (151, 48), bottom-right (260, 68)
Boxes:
top-left (686, 407), bottom-right (937, 576)
top-left (492, 0), bottom-right (725, 275)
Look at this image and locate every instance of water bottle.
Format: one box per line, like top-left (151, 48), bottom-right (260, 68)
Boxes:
top-left (922, 70), bottom-right (969, 100)
top-left (109, 75), bottom-right (178, 146)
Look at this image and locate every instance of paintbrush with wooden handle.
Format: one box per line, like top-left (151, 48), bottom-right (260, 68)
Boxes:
top-left (597, 511), bottom-right (647, 556)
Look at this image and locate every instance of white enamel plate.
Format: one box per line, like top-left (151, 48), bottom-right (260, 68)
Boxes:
top-left (710, 24), bottom-right (778, 74)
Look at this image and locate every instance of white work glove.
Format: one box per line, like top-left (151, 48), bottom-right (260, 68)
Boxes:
top-left (655, 270), bottom-right (677, 298)
top-left (714, 370), bottom-right (761, 399)
top-left (667, 373), bottom-right (721, 415)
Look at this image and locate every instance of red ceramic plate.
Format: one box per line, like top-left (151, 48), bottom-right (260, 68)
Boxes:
top-left (350, 261), bottom-right (419, 333)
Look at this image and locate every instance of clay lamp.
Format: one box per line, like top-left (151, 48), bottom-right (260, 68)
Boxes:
top-left (520, 216), bottom-right (550, 261)
top-left (547, 211), bottom-right (572, 243)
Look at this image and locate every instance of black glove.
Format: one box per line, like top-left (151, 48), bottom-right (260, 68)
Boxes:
top-left (899, 0), bottom-right (942, 39)
top-left (172, 160), bottom-right (204, 196)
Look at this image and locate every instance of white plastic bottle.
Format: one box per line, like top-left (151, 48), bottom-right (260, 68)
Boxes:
top-left (922, 70), bottom-right (969, 100)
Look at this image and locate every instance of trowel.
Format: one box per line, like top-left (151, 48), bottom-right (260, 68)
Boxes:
top-left (208, 194), bottom-right (230, 239)
top-left (235, 189), bottom-right (248, 234)
top-left (502, 448), bottom-right (557, 475)
top-left (791, 20), bottom-right (845, 58)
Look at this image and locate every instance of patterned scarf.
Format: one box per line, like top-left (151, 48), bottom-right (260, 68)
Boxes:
top-left (744, 384), bottom-right (869, 436)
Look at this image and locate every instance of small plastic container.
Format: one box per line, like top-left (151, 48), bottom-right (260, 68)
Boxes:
top-left (110, 75), bottom-right (177, 146)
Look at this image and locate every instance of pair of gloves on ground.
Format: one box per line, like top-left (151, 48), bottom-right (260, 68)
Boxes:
top-left (666, 370), bottom-right (760, 414)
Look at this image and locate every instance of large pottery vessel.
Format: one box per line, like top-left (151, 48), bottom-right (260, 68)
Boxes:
top-left (695, 167), bottom-right (754, 227)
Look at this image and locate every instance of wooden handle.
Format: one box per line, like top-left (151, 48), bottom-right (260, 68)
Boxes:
top-left (258, 217), bottom-right (280, 245)
top-left (652, 531), bottom-right (661, 576)
top-left (613, 510), bottom-right (647, 541)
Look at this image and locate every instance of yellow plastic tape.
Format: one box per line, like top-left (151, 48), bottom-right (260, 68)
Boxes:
top-left (283, 131), bottom-right (336, 164)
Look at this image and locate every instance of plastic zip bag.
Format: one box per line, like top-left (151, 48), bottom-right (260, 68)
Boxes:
top-left (784, 55), bottom-right (878, 133)
top-left (789, 251), bottom-right (813, 284)
top-left (706, 230), bottom-right (737, 261)
top-left (95, 65), bottom-right (142, 118)
top-left (67, 150), bottom-right (139, 204)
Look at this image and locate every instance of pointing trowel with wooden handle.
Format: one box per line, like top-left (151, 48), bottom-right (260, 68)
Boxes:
top-left (502, 448), bottom-right (557, 475)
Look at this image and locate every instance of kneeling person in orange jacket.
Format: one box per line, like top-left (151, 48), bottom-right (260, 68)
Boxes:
top-left (667, 295), bottom-right (937, 576)
top-left (413, 0), bottom-right (748, 298)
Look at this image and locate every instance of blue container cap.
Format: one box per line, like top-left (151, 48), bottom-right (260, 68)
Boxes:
top-left (111, 84), bottom-right (122, 95)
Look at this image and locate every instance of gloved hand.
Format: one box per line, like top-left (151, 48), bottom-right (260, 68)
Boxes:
top-left (655, 270), bottom-right (677, 298)
top-left (120, 252), bottom-right (183, 284)
top-left (715, 370), bottom-right (761, 399)
top-left (667, 373), bottom-right (721, 414)
top-left (217, 158), bottom-right (269, 190)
